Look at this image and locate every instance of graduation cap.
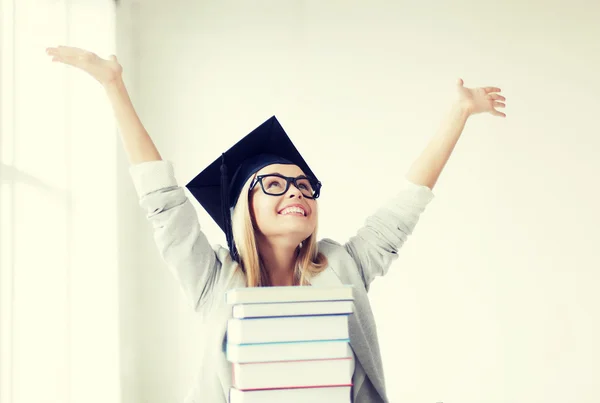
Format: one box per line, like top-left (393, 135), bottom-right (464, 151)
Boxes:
top-left (186, 116), bottom-right (320, 261)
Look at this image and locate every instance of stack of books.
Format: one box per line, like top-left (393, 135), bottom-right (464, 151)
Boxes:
top-left (225, 285), bottom-right (355, 403)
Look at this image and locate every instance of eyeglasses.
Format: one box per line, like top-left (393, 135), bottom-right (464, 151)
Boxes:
top-left (249, 174), bottom-right (321, 199)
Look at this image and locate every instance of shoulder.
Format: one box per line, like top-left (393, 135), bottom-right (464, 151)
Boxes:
top-left (317, 238), bottom-right (347, 258)
top-left (317, 238), bottom-right (366, 288)
top-left (211, 243), bottom-right (246, 288)
top-left (211, 243), bottom-right (232, 263)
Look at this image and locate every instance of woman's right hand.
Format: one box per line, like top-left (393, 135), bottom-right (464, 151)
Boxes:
top-left (46, 46), bottom-right (123, 87)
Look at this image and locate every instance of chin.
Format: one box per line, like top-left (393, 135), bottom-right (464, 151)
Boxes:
top-left (281, 226), bottom-right (314, 241)
top-left (262, 223), bottom-right (315, 244)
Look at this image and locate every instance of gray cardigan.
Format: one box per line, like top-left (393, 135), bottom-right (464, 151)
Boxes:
top-left (130, 160), bottom-right (435, 403)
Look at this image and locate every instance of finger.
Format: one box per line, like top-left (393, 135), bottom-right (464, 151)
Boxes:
top-left (57, 45), bottom-right (86, 55)
top-left (50, 54), bottom-right (75, 67)
top-left (487, 94), bottom-right (505, 101)
top-left (53, 46), bottom-right (92, 61)
top-left (52, 56), bottom-right (71, 66)
top-left (46, 46), bottom-right (79, 59)
top-left (493, 101), bottom-right (506, 108)
top-left (491, 109), bottom-right (506, 118)
top-left (457, 78), bottom-right (464, 87)
top-left (485, 87), bottom-right (501, 93)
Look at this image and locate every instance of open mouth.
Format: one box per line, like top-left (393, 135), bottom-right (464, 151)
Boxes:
top-left (278, 206), bottom-right (307, 217)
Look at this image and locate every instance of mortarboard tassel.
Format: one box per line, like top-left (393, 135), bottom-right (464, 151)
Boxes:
top-left (220, 153), bottom-right (238, 262)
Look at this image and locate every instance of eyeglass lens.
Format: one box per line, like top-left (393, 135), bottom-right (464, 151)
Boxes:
top-left (261, 175), bottom-right (316, 197)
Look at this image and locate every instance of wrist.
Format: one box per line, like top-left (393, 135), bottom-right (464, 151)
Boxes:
top-left (453, 101), bottom-right (473, 118)
top-left (102, 75), bottom-right (125, 92)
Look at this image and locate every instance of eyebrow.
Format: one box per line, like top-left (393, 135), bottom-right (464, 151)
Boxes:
top-left (262, 172), bottom-right (306, 178)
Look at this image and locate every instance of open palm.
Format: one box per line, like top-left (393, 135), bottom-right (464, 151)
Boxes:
top-left (457, 78), bottom-right (506, 118)
top-left (46, 46), bottom-right (122, 86)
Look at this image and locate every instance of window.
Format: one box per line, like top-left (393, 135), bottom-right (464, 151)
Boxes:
top-left (1, 1), bottom-right (120, 402)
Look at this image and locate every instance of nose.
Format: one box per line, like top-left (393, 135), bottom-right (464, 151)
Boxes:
top-left (286, 183), bottom-right (303, 199)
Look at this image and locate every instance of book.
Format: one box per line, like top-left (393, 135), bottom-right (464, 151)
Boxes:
top-left (227, 339), bottom-right (353, 363)
top-left (226, 285), bottom-right (353, 305)
top-left (225, 285), bottom-right (354, 402)
top-left (229, 385), bottom-right (351, 403)
top-left (232, 300), bottom-right (354, 319)
top-left (232, 357), bottom-right (353, 390)
top-left (227, 314), bottom-right (349, 344)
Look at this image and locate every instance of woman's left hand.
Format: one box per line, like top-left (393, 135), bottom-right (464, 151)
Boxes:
top-left (457, 78), bottom-right (506, 118)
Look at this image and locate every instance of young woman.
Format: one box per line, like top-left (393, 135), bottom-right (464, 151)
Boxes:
top-left (46, 46), bottom-right (506, 403)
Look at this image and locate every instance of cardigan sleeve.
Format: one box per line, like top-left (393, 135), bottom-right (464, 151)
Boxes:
top-left (342, 178), bottom-right (435, 290)
top-left (129, 160), bottom-right (226, 311)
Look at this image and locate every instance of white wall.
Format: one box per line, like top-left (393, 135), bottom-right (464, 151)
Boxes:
top-left (117, 0), bottom-right (600, 402)
top-left (115, 3), bottom-right (143, 403)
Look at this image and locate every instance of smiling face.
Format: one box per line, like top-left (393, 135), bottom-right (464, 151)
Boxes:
top-left (249, 163), bottom-right (318, 245)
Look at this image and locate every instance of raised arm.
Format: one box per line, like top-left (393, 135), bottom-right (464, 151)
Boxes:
top-left (46, 46), bottom-right (161, 165)
top-left (341, 79), bottom-right (506, 288)
top-left (45, 46), bottom-right (234, 312)
top-left (105, 77), bottom-right (162, 164)
top-left (406, 78), bottom-right (506, 190)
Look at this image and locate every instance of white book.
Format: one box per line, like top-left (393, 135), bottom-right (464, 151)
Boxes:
top-left (232, 300), bottom-right (354, 319)
top-left (226, 285), bottom-right (353, 305)
top-left (229, 385), bottom-right (351, 403)
top-left (232, 357), bottom-right (353, 390)
top-left (227, 339), bottom-right (353, 363)
top-left (227, 314), bottom-right (349, 344)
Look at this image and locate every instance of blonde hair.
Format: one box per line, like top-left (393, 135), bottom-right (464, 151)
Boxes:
top-left (231, 176), bottom-right (328, 287)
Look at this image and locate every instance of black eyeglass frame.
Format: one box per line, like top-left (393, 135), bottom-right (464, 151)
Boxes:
top-left (248, 173), bottom-right (322, 199)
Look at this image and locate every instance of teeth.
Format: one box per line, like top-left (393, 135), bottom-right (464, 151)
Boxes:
top-left (280, 207), bottom-right (305, 216)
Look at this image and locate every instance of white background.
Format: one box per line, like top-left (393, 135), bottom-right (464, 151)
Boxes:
top-left (1, 0), bottom-right (599, 402)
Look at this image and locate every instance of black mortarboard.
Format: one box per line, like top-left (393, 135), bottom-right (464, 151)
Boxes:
top-left (186, 116), bottom-right (319, 261)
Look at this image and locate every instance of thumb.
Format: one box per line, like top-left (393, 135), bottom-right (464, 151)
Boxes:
top-left (109, 54), bottom-right (118, 62)
top-left (457, 78), bottom-right (464, 87)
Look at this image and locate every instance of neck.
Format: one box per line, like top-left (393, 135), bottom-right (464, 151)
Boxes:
top-left (256, 237), bottom-right (299, 286)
